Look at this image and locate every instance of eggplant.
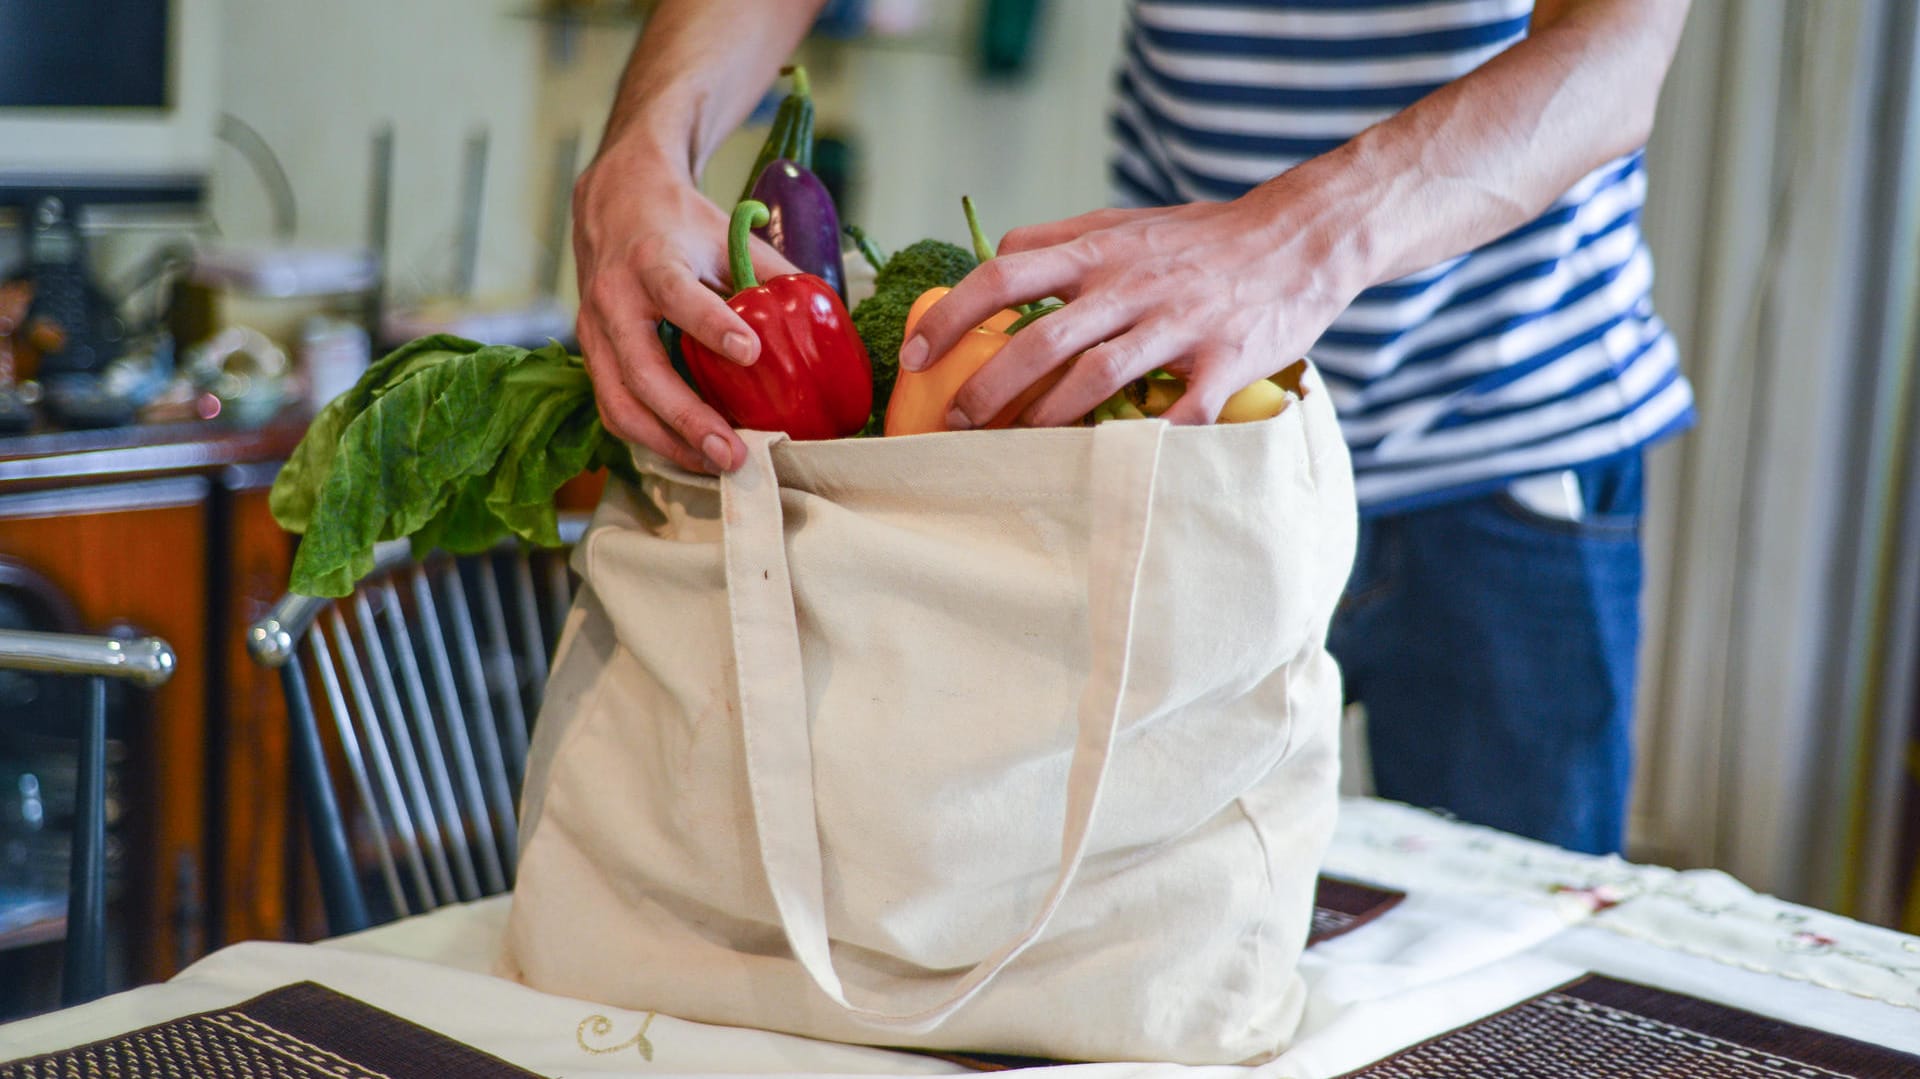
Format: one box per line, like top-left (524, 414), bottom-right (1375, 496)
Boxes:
top-left (749, 158), bottom-right (847, 302)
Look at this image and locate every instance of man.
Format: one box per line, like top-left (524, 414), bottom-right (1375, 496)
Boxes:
top-left (570, 0), bottom-right (1694, 855)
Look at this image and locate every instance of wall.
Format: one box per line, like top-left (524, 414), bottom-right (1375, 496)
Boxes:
top-left (528, 0), bottom-right (1127, 304)
top-left (808, 1), bottom-right (1127, 252)
top-left (204, 1), bottom-right (1124, 309)
top-left (210, 0), bottom-right (546, 304)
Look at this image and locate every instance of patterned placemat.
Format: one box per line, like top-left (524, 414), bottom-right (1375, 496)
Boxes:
top-left (0, 981), bottom-right (540, 1078)
top-left (1341, 973), bottom-right (1920, 1078)
top-left (1309, 875), bottom-right (1406, 946)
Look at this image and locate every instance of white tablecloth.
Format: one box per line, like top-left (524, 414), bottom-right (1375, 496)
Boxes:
top-left (4, 798), bottom-right (1917, 1078)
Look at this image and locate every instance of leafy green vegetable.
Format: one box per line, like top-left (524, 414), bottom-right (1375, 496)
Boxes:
top-left (271, 334), bottom-right (485, 534)
top-left (850, 238), bottom-right (976, 434)
top-left (272, 337), bottom-right (633, 597)
top-left (281, 238), bottom-right (980, 593)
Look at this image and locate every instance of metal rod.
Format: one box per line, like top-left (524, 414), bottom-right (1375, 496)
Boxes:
top-left (439, 563), bottom-right (518, 875)
top-left (247, 515), bottom-right (590, 672)
top-left (282, 660), bottom-right (371, 934)
top-left (61, 677), bottom-right (108, 1007)
top-left (354, 591), bottom-right (458, 907)
top-left (328, 609), bottom-right (434, 912)
top-left (538, 128), bottom-right (580, 299)
top-left (0, 630), bottom-right (174, 687)
top-left (379, 580), bottom-right (481, 902)
top-left (512, 548), bottom-right (550, 696)
top-left (411, 567), bottom-right (506, 895)
top-left (474, 556), bottom-right (530, 794)
top-left (366, 123), bottom-right (394, 341)
top-left (456, 127), bottom-right (489, 299)
top-left (311, 621), bottom-right (409, 919)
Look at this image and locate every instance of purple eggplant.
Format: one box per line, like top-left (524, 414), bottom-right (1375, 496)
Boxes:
top-left (749, 157), bottom-right (847, 302)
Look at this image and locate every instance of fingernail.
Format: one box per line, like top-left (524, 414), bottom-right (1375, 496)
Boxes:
top-left (723, 332), bottom-right (755, 365)
top-left (702, 434), bottom-right (733, 470)
top-left (900, 336), bottom-right (929, 372)
top-left (945, 407), bottom-right (972, 432)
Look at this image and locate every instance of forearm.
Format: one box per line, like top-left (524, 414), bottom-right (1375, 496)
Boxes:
top-left (1272, 0), bottom-right (1690, 292)
top-left (596, 0), bottom-right (826, 180)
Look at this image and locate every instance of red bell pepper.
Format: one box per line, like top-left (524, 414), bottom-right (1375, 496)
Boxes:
top-left (682, 200), bottom-right (873, 441)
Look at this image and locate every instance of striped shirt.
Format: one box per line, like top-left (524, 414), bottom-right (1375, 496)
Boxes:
top-left (1112, 0), bottom-right (1694, 513)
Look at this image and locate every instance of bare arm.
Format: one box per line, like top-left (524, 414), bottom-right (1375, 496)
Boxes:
top-left (910, 0), bottom-right (1692, 430)
top-left (593, 1), bottom-right (820, 180)
top-left (572, 0), bottom-right (825, 473)
top-left (1339, 0), bottom-right (1688, 284)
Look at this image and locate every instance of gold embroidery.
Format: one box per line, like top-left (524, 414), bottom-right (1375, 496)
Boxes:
top-left (577, 1012), bottom-right (657, 1061)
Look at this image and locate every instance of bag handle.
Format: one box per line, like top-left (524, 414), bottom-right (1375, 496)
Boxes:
top-left (720, 422), bottom-right (1166, 1031)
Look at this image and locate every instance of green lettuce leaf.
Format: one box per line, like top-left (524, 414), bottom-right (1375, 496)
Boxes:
top-left (270, 334), bottom-right (486, 533)
top-left (276, 336), bottom-right (619, 597)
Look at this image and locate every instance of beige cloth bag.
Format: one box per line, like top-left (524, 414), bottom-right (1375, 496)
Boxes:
top-left (502, 364), bottom-right (1358, 1065)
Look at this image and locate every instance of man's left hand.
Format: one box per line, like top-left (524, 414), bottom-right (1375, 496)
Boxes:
top-left (898, 182), bottom-right (1364, 430)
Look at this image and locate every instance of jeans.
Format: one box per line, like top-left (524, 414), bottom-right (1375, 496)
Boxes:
top-left (1327, 455), bottom-right (1646, 855)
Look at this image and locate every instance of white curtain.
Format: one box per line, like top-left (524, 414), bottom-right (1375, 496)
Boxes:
top-left (1631, 0), bottom-right (1920, 926)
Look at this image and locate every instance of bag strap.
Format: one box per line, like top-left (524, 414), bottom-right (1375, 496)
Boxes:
top-left (720, 422), bottom-right (1167, 1031)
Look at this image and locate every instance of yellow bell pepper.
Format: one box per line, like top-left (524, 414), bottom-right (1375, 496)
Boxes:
top-left (883, 287), bottom-right (1062, 436)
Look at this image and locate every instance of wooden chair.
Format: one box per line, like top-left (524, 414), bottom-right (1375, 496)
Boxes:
top-left (0, 628), bottom-right (175, 1005)
top-left (246, 518), bottom-right (587, 936)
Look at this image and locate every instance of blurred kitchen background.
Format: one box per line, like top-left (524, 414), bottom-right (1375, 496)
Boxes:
top-left (0, 0), bottom-right (1916, 1020)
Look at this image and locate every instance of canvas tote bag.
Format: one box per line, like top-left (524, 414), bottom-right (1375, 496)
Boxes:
top-left (502, 362), bottom-right (1357, 1065)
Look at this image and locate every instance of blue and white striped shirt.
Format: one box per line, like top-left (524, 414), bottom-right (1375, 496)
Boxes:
top-left (1113, 0), bottom-right (1694, 512)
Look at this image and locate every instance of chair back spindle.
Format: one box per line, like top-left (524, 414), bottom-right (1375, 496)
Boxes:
top-left (248, 516), bottom-right (585, 934)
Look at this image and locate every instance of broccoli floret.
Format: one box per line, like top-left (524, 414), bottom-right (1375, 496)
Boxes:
top-left (851, 239), bottom-right (976, 433)
top-left (874, 238), bottom-right (976, 296)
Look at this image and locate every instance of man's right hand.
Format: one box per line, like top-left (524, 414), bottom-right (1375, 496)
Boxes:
top-left (571, 142), bottom-right (797, 475)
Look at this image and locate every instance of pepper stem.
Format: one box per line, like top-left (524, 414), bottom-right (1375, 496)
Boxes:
top-left (1004, 302), bottom-right (1064, 335)
top-left (782, 64), bottom-right (810, 100)
top-left (962, 195), bottom-right (996, 263)
top-left (729, 200), bottom-right (771, 291)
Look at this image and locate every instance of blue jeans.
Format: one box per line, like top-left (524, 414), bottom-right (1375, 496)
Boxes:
top-left (1327, 455), bottom-right (1645, 855)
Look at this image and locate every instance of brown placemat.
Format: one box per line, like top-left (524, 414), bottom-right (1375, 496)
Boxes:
top-left (1341, 973), bottom-right (1920, 1078)
top-left (1310, 875), bottom-right (1407, 946)
top-left (918, 1048), bottom-right (1064, 1072)
top-left (1, 981), bottom-right (540, 1078)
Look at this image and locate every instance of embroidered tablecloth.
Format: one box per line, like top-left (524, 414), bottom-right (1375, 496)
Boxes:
top-left (2, 798), bottom-right (1915, 1079)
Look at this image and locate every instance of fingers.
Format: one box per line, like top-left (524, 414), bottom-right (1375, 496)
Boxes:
top-left (579, 321), bottom-right (707, 473)
top-left (1159, 357), bottom-right (1238, 426)
top-left (578, 312), bottom-right (741, 474)
top-left (997, 208), bottom-right (1137, 255)
top-left (901, 249), bottom-right (1081, 373)
top-left (641, 262), bottom-right (758, 366)
top-left (591, 279), bottom-right (749, 470)
top-left (623, 343), bottom-right (750, 472)
top-left (947, 298), bottom-right (1133, 430)
top-left (1020, 323), bottom-right (1173, 429)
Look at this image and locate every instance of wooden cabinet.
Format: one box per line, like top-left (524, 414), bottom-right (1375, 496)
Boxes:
top-left (0, 415), bottom-right (307, 991)
top-left (0, 416), bottom-right (609, 1004)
